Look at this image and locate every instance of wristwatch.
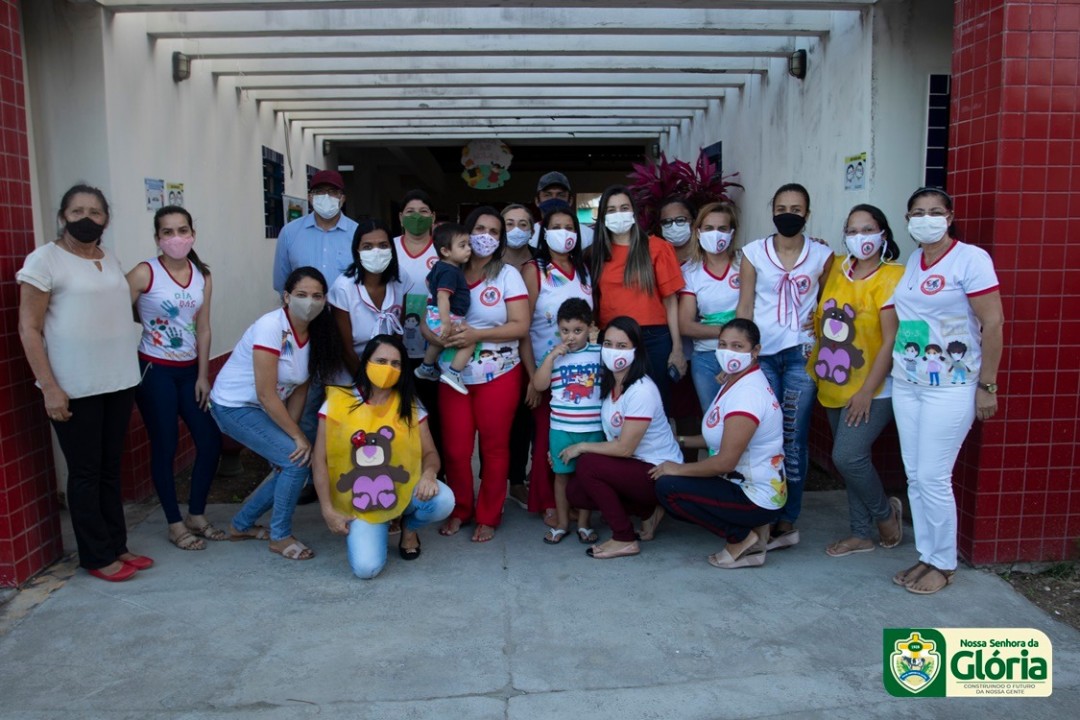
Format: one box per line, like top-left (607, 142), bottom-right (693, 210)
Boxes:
top-left (978, 382), bottom-right (998, 394)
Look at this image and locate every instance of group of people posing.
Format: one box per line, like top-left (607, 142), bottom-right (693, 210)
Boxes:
top-left (17, 169), bottom-right (1002, 595)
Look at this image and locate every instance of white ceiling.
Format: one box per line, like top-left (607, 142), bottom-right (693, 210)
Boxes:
top-left (89, 0), bottom-right (875, 145)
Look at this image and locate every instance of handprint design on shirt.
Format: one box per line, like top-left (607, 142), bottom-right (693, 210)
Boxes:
top-left (160, 300), bottom-right (181, 319)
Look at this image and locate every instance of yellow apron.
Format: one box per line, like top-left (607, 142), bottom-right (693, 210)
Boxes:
top-left (324, 386), bottom-right (421, 524)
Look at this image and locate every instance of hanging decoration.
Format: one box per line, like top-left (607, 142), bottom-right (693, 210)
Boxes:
top-left (627, 150), bottom-right (744, 234)
top-left (461, 139), bottom-right (513, 190)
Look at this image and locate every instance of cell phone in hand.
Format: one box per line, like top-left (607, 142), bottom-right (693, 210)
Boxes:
top-left (668, 364), bottom-right (682, 383)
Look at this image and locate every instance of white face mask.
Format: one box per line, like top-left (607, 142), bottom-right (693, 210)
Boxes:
top-left (469, 233), bottom-right (500, 258)
top-left (604, 211), bottom-right (635, 235)
top-left (601, 346), bottom-right (635, 372)
top-left (286, 295), bottom-right (325, 322)
top-left (844, 231), bottom-right (884, 260)
top-left (311, 193), bottom-right (341, 220)
top-left (544, 228), bottom-right (577, 255)
top-left (715, 348), bottom-right (752, 375)
top-left (359, 247), bottom-right (392, 274)
top-left (506, 227), bottom-right (532, 249)
top-left (698, 230), bottom-right (733, 255)
top-left (662, 223), bottom-right (692, 247)
top-left (907, 215), bottom-right (949, 245)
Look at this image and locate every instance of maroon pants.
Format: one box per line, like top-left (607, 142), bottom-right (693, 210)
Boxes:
top-left (565, 452), bottom-right (657, 542)
top-left (526, 391), bottom-right (556, 514)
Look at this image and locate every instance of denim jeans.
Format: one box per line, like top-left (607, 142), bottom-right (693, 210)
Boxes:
top-left (640, 324), bottom-right (674, 416)
top-left (211, 402), bottom-right (311, 541)
top-left (757, 346), bottom-right (817, 524)
top-left (136, 360), bottom-right (222, 524)
top-left (826, 400), bottom-right (894, 539)
top-left (690, 349), bottom-right (722, 411)
top-left (346, 480), bottom-right (455, 579)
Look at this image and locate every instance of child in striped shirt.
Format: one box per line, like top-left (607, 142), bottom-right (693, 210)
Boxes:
top-left (533, 298), bottom-right (604, 544)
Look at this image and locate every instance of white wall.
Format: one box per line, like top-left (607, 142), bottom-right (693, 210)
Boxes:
top-left (661, 1), bottom-right (952, 260)
top-left (23, 2), bottom-right (322, 354)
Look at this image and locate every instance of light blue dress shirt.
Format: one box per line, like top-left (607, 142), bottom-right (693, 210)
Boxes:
top-left (272, 212), bottom-right (359, 293)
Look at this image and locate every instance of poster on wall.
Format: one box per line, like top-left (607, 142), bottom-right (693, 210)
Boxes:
top-left (460, 139), bottom-right (512, 190)
top-left (145, 178), bottom-right (164, 211)
top-left (844, 152), bottom-right (867, 191)
top-left (283, 194), bottom-right (308, 225)
top-left (166, 182), bottom-right (185, 207)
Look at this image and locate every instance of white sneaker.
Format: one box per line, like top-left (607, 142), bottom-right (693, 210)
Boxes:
top-left (439, 372), bottom-right (468, 395)
top-left (414, 364), bottom-right (440, 381)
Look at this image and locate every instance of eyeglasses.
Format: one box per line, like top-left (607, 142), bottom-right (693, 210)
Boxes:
top-left (659, 217), bottom-right (690, 228)
top-left (908, 208), bottom-right (949, 217)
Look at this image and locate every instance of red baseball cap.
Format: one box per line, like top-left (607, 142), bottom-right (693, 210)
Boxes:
top-left (310, 170), bottom-right (345, 191)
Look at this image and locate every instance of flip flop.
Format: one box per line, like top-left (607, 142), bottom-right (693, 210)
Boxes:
top-left (825, 538), bottom-right (875, 557)
top-left (576, 527), bottom-right (598, 544)
top-left (543, 528), bottom-right (568, 545)
top-left (905, 566), bottom-right (955, 595)
top-left (879, 497), bottom-right (904, 548)
top-left (229, 524), bottom-right (270, 541)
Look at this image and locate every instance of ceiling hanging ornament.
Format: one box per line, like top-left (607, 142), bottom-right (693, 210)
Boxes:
top-left (461, 139), bottom-right (513, 190)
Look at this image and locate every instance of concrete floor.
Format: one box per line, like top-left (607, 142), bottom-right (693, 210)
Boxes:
top-left (0, 490), bottom-right (1077, 719)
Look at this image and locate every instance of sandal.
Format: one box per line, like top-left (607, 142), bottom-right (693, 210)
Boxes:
top-left (892, 561), bottom-right (929, 586)
top-left (185, 518), bottom-right (228, 542)
top-left (576, 527), bottom-right (598, 544)
top-left (398, 533), bottom-right (421, 560)
top-left (269, 537), bottom-right (314, 561)
top-left (905, 565), bottom-right (955, 595)
top-left (229, 524), bottom-right (270, 541)
top-left (825, 537), bottom-right (875, 558)
top-left (586, 541), bottom-right (640, 559)
top-left (543, 527), bottom-right (568, 545)
top-left (879, 497), bottom-right (904, 549)
top-left (707, 546), bottom-right (766, 569)
top-left (169, 530), bottom-right (205, 551)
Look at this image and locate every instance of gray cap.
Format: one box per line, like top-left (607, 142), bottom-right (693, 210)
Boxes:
top-left (537, 171), bottom-right (571, 192)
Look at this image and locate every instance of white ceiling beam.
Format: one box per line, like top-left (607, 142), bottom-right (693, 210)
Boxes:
top-left (300, 118), bottom-right (675, 130)
top-left (209, 57), bottom-right (770, 76)
top-left (253, 87), bottom-right (730, 101)
top-left (102, 1), bottom-right (874, 11)
top-left (284, 109), bottom-right (695, 121)
top-left (229, 73), bottom-right (747, 89)
top-left (314, 131), bottom-right (664, 141)
top-left (145, 8), bottom-right (833, 38)
top-left (271, 99), bottom-right (711, 113)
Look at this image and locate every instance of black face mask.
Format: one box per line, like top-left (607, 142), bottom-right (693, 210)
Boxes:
top-left (772, 213), bottom-right (806, 238)
top-left (538, 198), bottom-right (572, 215)
top-left (65, 217), bottom-right (105, 244)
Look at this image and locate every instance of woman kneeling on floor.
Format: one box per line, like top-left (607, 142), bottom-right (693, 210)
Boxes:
top-left (313, 334), bottom-right (453, 579)
top-left (651, 319), bottom-right (787, 569)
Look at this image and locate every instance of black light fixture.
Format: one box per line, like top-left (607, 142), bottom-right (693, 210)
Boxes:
top-left (172, 51), bottom-right (191, 83)
top-left (788, 49), bottom-right (807, 80)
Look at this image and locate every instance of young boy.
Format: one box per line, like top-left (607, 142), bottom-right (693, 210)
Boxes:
top-left (414, 223), bottom-right (474, 394)
top-left (532, 298), bottom-right (604, 544)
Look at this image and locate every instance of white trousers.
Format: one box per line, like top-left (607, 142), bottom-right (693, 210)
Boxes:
top-left (891, 381), bottom-right (976, 571)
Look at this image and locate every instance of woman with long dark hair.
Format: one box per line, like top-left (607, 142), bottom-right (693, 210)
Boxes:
top-left (313, 334), bottom-right (453, 578)
top-left (127, 205), bottom-right (223, 551)
top-left (210, 266), bottom-right (342, 560)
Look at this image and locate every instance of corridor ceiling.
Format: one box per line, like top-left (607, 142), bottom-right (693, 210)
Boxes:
top-left (90, 0), bottom-right (876, 146)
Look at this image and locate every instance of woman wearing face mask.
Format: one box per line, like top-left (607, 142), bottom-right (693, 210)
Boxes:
top-left (210, 266), bottom-right (342, 560)
top-left (561, 316), bottom-right (683, 559)
top-left (17, 184), bottom-right (146, 582)
top-left (883, 188), bottom-right (1003, 595)
top-left (589, 185), bottom-right (686, 415)
top-left (127, 206), bottom-right (223, 552)
top-left (808, 204), bottom-right (905, 559)
top-left (736, 182), bottom-right (833, 551)
top-left (426, 207), bottom-right (529, 543)
top-left (651, 319), bottom-right (785, 569)
top-left (329, 219), bottom-right (410, 384)
top-left (519, 206), bottom-right (594, 530)
top-left (678, 202), bottom-right (742, 412)
top-left (658, 196), bottom-right (698, 266)
top-left (312, 335), bottom-right (453, 578)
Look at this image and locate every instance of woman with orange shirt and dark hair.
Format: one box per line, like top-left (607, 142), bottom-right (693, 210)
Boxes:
top-left (588, 185), bottom-right (685, 412)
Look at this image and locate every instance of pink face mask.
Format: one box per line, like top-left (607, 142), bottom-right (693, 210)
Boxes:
top-left (159, 235), bottom-right (195, 260)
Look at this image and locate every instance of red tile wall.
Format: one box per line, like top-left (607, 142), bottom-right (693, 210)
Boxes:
top-left (950, 0), bottom-right (1079, 564)
top-left (0, 0), bottom-right (63, 587)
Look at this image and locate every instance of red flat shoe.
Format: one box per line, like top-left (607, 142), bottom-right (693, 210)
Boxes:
top-left (121, 555), bottom-right (154, 571)
top-left (88, 564), bottom-right (138, 583)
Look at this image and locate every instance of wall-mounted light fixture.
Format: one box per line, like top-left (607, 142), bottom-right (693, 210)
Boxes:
top-left (172, 51), bottom-right (191, 83)
top-left (788, 49), bottom-right (807, 80)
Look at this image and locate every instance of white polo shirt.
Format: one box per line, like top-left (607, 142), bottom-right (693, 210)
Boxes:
top-left (601, 376), bottom-right (683, 466)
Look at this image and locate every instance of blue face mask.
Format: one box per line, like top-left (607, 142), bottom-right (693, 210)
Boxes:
top-left (538, 198), bottom-right (572, 216)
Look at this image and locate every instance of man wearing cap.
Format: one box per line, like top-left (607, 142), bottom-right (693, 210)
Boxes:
top-left (272, 169), bottom-right (358, 293)
top-left (529, 171), bottom-right (595, 250)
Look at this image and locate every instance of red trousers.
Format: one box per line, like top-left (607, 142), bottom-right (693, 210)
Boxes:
top-left (526, 391), bottom-right (556, 514)
top-left (565, 452), bottom-right (658, 542)
top-left (439, 365), bottom-right (523, 527)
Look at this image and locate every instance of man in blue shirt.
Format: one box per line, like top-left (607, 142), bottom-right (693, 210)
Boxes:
top-left (272, 169), bottom-right (358, 293)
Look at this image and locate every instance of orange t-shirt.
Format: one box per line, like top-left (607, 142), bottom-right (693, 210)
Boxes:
top-left (597, 236), bottom-right (685, 327)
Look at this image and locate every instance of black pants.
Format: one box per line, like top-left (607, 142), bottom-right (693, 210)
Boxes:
top-left (52, 387), bottom-right (137, 569)
top-left (408, 357), bottom-right (444, 477)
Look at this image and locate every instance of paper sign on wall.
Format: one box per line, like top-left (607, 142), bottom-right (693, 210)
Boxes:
top-left (145, 178), bottom-right (164, 211)
top-left (844, 153), bottom-right (867, 191)
top-left (166, 182), bottom-right (185, 207)
top-left (283, 194), bottom-right (308, 224)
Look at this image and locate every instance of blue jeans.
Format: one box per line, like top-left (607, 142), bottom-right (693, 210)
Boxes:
top-left (689, 349), bottom-right (722, 411)
top-left (211, 403), bottom-right (311, 541)
top-left (757, 346), bottom-right (817, 524)
top-left (346, 481), bottom-right (455, 579)
top-left (640, 324), bottom-right (673, 416)
top-left (136, 360), bottom-right (222, 524)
